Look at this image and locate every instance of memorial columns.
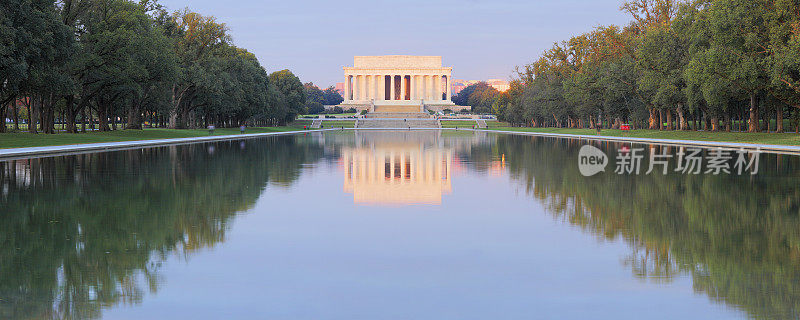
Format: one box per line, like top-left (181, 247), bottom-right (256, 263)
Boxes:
top-left (366, 75), bottom-right (372, 100)
top-left (422, 75), bottom-right (428, 100)
top-left (423, 75), bottom-right (427, 100)
top-left (379, 74), bottom-right (385, 100)
top-left (355, 75), bottom-right (360, 100)
top-left (362, 75), bottom-right (367, 100)
top-left (446, 75), bottom-right (451, 101)
top-left (362, 74), bottom-right (369, 100)
top-left (433, 74), bottom-right (442, 100)
top-left (410, 75), bottom-right (416, 100)
top-left (390, 75), bottom-right (395, 100)
top-left (372, 75), bottom-right (377, 100)
top-left (427, 75), bottom-right (434, 100)
top-left (352, 75), bottom-right (359, 101)
top-left (344, 75), bottom-right (348, 101)
top-left (400, 75), bottom-right (406, 100)
top-left (361, 75), bottom-right (365, 100)
top-left (373, 74), bottom-right (379, 100)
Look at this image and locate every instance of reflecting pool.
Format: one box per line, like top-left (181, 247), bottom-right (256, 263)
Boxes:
top-left (2, 131), bottom-right (799, 319)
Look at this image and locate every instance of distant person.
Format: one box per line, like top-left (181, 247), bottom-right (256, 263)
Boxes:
top-left (208, 125), bottom-right (215, 135)
top-left (240, 125), bottom-right (246, 134)
top-left (596, 114), bottom-right (602, 134)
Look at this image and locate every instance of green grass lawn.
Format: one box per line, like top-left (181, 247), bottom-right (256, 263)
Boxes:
top-left (440, 120), bottom-right (479, 128)
top-left (0, 124), bottom-right (312, 149)
top-left (318, 120), bottom-right (356, 128)
top-left (486, 126), bottom-right (800, 146)
top-left (486, 121), bottom-right (511, 128)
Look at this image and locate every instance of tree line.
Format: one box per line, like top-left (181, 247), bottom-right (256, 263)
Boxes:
top-left (1, 0), bottom-right (307, 133)
top-left (470, 0), bottom-right (800, 132)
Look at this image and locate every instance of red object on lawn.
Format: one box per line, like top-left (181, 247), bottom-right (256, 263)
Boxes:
top-left (620, 124), bottom-right (631, 131)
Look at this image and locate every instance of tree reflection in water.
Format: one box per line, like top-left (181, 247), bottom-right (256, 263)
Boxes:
top-left (0, 134), bottom-right (324, 319)
top-left (491, 134), bottom-right (800, 319)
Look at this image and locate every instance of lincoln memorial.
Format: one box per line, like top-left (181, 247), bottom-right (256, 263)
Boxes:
top-left (339, 55), bottom-right (458, 115)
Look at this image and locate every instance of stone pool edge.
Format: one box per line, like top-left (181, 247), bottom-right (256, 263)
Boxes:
top-left (0, 129), bottom-right (340, 160)
top-left (477, 128), bottom-right (800, 155)
top-left (350, 128), bottom-right (800, 154)
top-left (3, 127), bottom-right (800, 160)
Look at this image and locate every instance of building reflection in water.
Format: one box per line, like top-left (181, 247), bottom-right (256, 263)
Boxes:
top-left (342, 147), bottom-right (452, 205)
top-left (341, 131), bottom-right (454, 205)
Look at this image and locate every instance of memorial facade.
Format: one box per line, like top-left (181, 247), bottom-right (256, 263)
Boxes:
top-left (339, 56), bottom-right (459, 114)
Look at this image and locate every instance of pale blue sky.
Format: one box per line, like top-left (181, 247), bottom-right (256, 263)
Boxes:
top-left (159, 0), bottom-right (632, 87)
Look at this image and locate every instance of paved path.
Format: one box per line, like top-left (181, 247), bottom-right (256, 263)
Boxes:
top-left (3, 127), bottom-right (799, 160)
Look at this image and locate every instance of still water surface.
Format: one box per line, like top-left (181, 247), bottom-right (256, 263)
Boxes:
top-left (2, 131), bottom-right (799, 319)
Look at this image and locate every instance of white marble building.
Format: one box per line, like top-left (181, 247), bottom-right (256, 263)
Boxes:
top-left (339, 56), bottom-right (460, 114)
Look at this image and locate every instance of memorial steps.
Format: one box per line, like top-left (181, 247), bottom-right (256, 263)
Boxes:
top-left (356, 119), bottom-right (440, 129)
top-left (364, 112), bottom-right (431, 119)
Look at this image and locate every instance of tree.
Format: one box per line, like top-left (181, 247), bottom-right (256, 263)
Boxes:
top-left (122, 3), bottom-right (179, 129)
top-left (1, 0), bottom-right (307, 134)
top-left (765, 0), bottom-right (800, 132)
top-left (168, 8), bottom-right (231, 128)
top-left (695, 0), bottom-right (771, 132)
top-left (303, 82), bottom-right (325, 114)
top-left (304, 82), bottom-right (324, 104)
top-left (453, 82), bottom-right (499, 114)
top-left (268, 69), bottom-right (305, 124)
top-left (0, 0), bottom-right (73, 133)
top-left (495, 0), bottom-right (800, 134)
top-left (322, 86), bottom-right (344, 105)
top-left (306, 102), bottom-right (324, 114)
